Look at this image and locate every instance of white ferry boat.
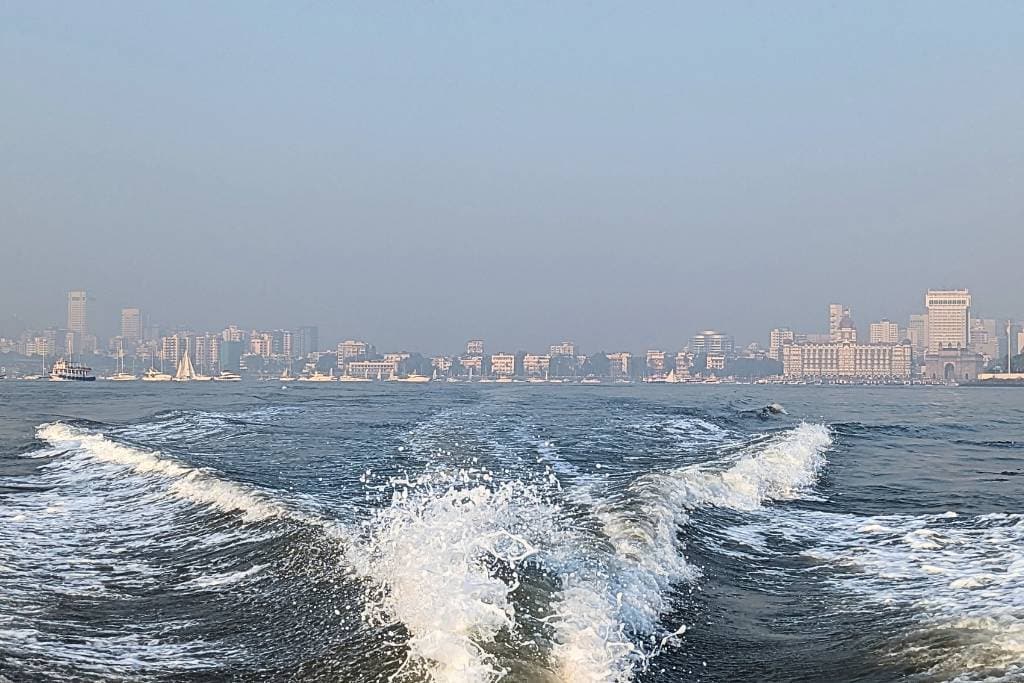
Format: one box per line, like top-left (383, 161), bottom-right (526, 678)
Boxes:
top-left (49, 359), bottom-right (96, 382)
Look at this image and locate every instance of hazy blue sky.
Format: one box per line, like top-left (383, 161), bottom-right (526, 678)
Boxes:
top-left (2, 2), bottom-right (1021, 353)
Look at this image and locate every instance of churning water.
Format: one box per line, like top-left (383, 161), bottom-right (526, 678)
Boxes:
top-left (1, 382), bottom-right (1021, 682)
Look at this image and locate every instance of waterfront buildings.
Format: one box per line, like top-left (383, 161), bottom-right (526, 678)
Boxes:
top-left (465, 339), bottom-right (484, 355)
top-left (338, 340), bottom-right (371, 363)
top-left (490, 353), bottom-right (515, 378)
top-left (607, 352), bottom-right (632, 380)
top-left (782, 341), bottom-right (912, 380)
top-left (522, 354), bottom-right (551, 377)
top-left (460, 355), bottom-right (483, 376)
top-left (925, 289), bottom-right (971, 351)
top-left (347, 359), bottom-right (398, 379)
top-left (869, 320), bottom-right (901, 345)
top-left (646, 350), bottom-right (666, 373)
top-left (769, 328), bottom-right (795, 362)
top-left (690, 331), bottom-right (734, 356)
top-left (828, 304), bottom-right (851, 342)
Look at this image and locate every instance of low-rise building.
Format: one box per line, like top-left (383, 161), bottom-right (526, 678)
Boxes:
top-left (706, 353), bottom-right (726, 370)
top-left (490, 353), bottom-right (515, 377)
top-left (782, 341), bottom-right (913, 380)
top-left (522, 354), bottom-right (551, 377)
top-left (347, 359), bottom-right (398, 379)
top-left (607, 352), bottom-right (632, 380)
top-left (549, 341), bottom-right (576, 357)
top-left (646, 350), bottom-right (666, 373)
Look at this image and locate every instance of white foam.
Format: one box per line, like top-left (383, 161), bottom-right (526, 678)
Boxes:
top-left (778, 509), bottom-right (1024, 681)
top-left (349, 471), bottom-right (560, 683)
top-left (550, 423), bottom-right (832, 680)
top-left (36, 423), bottom-right (286, 522)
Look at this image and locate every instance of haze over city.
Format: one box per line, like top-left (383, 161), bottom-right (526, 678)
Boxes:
top-left (2, 3), bottom-right (1022, 352)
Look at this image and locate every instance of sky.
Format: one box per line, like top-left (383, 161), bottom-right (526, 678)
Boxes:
top-left (1, 2), bottom-right (1022, 354)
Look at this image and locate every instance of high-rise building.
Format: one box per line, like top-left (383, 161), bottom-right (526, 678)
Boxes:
top-left (769, 328), bottom-right (795, 362)
top-left (690, 331), bottom-right (735, 356)
top-left (925, 289), bottom-right (971, 352)
top-left (296, 326), bottom-right (319, 358)
top-left (67, 290), bottom-right (88, 334)
top-left (869, 320), bottom-right (901, 345)
top-left (466, 339), bottom-right (485, 355)
top-left (828, 304), bottom-right (851, 342)
top-left (121, 308), bottom-right (142, 345)
top-left (969, 318), bottom-right (998, 360)
top-left (219, 340), bottom-right (243, 373)
top-left (161, 334), bottom-right (184, 366)
top-left (907, 314), bottom-right (929, 355)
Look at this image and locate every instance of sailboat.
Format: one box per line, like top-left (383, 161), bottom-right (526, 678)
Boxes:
top-left (174, 344), bottom-right (197, 381)
top-left (173, 340), bottom-right (212, 382)
top-left (110, 340), bottom-right (137, 381)
top-left (279, 364), bottom-right (296, 382)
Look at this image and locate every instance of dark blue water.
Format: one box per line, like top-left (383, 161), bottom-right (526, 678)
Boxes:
top-left (1, 382), bottom-right (1021, 682)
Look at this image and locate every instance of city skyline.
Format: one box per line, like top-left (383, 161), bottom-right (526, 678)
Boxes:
top-left (3, 285), bottom-right (1020, 362)
top-left (1, 282), bottom-right (1021, 358)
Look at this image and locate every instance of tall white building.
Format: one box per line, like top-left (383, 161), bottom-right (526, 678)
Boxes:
top-left (869, 320), bottom-right (901, 345)
top-left (925, 289), bottom-right (971, 352)
top-left (829, 304), bottom-right (851, 342)
top-left (67, 290), bottom-right (88, 334)
top-left (769, 328), bottom-right (795, 361)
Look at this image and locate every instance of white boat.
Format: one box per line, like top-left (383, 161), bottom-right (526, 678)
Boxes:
top-left (142, 367), bottom-right (172, 382)
top-left (279, 367), bottom-right (296, 382)
top-left (174, 340), bottom-right (212, 381)
top-left (299, 369), bottom-right (335, 382)
top-left (213, 371), bottom-right (242, 382)
top-left (50, 358), bottom-right (96, 382)
top-left (109, 340), bottom-right (137, 381)
top-left (394, 373), bottom-right (431, 383)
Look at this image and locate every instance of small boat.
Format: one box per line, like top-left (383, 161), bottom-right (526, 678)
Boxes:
top-left (394, 373), bottom-right (431, 383)
top-left (213, 371), bottom-right (242, 382)
top-left (279, 367), bottom-right (296, 382)
top-left (49, 358), bottom-right (96, 382)
top-left (142, 367), bottom-right (172, 382)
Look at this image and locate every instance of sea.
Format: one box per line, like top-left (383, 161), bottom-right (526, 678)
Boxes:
top-left (0, 382), bottom-right (1021, 683)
